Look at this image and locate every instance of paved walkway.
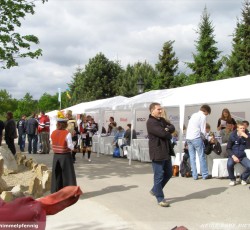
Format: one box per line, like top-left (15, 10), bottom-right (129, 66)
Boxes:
top-left (24, 151), bottom-right (250, 230)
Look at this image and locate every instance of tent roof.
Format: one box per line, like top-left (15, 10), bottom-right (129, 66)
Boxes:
top-left (66, 96), bottom-right (129, 114)
top-left (47, 75), bottom-right (250, 116)
top-left (114, 75), bottom-right (250, 110)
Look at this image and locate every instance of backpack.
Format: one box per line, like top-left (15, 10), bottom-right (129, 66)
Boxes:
top-left (180, 160), bottom-right (192, 177)
top-left (113, 147), bottom-right (120, 158)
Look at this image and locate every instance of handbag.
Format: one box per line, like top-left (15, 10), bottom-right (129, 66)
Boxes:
top-left (172, 165), bottom-right (179, 176)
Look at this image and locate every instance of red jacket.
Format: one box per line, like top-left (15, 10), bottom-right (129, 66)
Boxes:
top-left (38, 115), bottom-right (50, 133)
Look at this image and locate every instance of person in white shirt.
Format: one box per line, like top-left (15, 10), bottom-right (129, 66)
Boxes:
top-left (186, 104), bottom-right (212, 180)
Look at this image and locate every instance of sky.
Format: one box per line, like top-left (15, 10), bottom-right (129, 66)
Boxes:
top-left (0, 0), bottom-right (244, 100)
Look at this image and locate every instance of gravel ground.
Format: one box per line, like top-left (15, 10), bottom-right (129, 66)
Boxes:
top-left (2, 164), bottom-right (35, 189)
top-left (1, 142), bottom-right (52, 191)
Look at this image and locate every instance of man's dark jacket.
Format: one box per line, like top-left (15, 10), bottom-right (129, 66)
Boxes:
top-left (226, 130), bottom-right (250, 160)
top-left (26, 118), bottom-right (38, 135)
top-left (146, 115), bottom-right (175, 161)
top-left (4, 119), bottom-right (17, 139)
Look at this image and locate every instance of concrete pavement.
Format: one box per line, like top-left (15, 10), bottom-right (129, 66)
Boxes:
top-left (25, 152), bottom-right (250, 230)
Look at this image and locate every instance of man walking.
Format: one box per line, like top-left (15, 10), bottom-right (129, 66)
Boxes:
top-left (186, 104), bottom-right (212, 180)
top-left (146, 102), bottom-right (175, 207)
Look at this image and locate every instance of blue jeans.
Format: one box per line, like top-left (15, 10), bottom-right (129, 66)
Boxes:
top-left (187, 138), bottom-right (209, 179)
top-left (151, 159), bottom-right (172, 203)
top-left (227, 156), bottom-right (250, 181)
top-left (28, 134), bottom-right (38, 154)
top-left (18, 134), bottom-right (26, 151)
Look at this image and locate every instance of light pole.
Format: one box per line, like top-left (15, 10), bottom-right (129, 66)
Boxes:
top-left (137, 77), bottom-right (144, 94)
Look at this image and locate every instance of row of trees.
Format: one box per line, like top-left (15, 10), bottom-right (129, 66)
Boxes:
top-left (68, 2), bottom-right (250, 103)
top-left (0, 1), bottom-right (250, 120)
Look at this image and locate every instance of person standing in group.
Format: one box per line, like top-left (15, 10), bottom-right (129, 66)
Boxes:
top-left (79, 116), bottom-right (97, 162)
top-left (26, 113), bottom-right (38, 154)
top-left (0, 119), bottom-right (4, 146)
top-left (17, 114), bottom-right (26, 152)
top-left (38, 111), bottom-right (50, 154)
top-left (217, 108), bottom-right (236, 131)
top-left (50, 111), bottom-right (77, 193)
top-left (227, 122), bottom-right (250, 186)
top-left (4, 111), bottom-right (17, 155)
top-left (146, 102), bottom-right (175, 207)
top-left (186, 104), bottom-right (212, 180)
top-left (65, 110), bottom-right (78, 163)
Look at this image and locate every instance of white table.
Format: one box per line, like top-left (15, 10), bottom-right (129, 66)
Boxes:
top-left (132, 139), bottom-right (150, 162)
top-left (212, 150), bottom-right (250, 178)
top-left (206, 143), bottom-right (227, 174)
top-left (92, 135), bottom-right (114, 155)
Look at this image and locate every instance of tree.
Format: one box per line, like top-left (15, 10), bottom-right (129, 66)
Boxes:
top-left (186, 7), bottom-right (222, 84)
top-left (155, 40), bottom-right (179, 89)
top-left (38, 93), bottom-right (59, 112)
top-left (224, 0), bottom-right (250, 77)
top-left (0, 0), bottom-right (47, 69)
top-left (0, 89), bottom-right (18, 116)
top-left (116, 61), bottom-right (157, 97)
top-left (68, 53), bottom-right (123, 102)
top-left (67, 67), bottom-right (85, 105)
top-left (14, 93), bottom-right (38, 118)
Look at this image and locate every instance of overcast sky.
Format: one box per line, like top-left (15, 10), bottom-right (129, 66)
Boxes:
top-left (1, 0), bottom-right (243, 100)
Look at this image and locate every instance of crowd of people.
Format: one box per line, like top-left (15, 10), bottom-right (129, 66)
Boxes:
top-left (146, 103), bottom-right (250, 208)
top-left (0, 104), bottom-right (250, 205)
top-left (0, 111), bottom-right (51, 156)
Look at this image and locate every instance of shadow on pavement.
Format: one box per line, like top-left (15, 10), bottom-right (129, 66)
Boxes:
top-left (74, 154), bottom-right (152, 180)
top-left (81, 184), bottom-right (138, 199)
top-left (168, 187), bottom-right (228, 204)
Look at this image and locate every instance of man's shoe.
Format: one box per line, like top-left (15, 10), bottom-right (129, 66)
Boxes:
top-left (203, 175), bottom-right (212, 180)
top-left (158, 200), bottom-right (170, 207)
top-left (241, 180), bottom-right (247, 185)
top-left (229, 180), bottom-right (236, 186)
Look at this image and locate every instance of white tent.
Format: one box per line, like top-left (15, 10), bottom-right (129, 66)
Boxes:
top-left (111, 75), bottom-right (250, 163)
top-left (66, 96), bottom-right (129, 115)
top-left (46, 75), bottom-right (250, 163)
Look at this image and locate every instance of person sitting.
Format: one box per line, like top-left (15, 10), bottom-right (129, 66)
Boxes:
top-left (171, 130), bottom-right (178, 148)
top-left (113, 126), bottom-right (125, 147)
top-left (109, 122), bottom-right (118, 136)
top-left (226, 122), bottom-right (250, 186)
top-left (120, 124), bottom-right (137, 157)
top-left (220, 121), bottom-right (234, 143)
top-left (107, 116), bottom-right (116, 134)
top-left (217, 108), bottom-right (236, 131)
top-left (242, 120), bottom-right (249, 134)
top-left (204, 133), bottom-right (222, 156)
top-left (204, 123), bottom-right (213, 139)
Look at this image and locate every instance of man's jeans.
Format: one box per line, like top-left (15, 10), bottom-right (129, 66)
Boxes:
top-left (28, 134), bottom-right (38, 154)
top-left (40, 132), bottom-right (50, 154)
top-left (227, 156), bottom-right (250, 181)
top-left (151, 159), bottom-right (172, 203)
top-left (18, 134), bottom-right (26, 151)
top-left (187, 137), bottom-right (209, 179)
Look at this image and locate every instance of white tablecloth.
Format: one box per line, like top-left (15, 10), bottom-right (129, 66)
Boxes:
top-left (212, 150), bottom-right (250, 178)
